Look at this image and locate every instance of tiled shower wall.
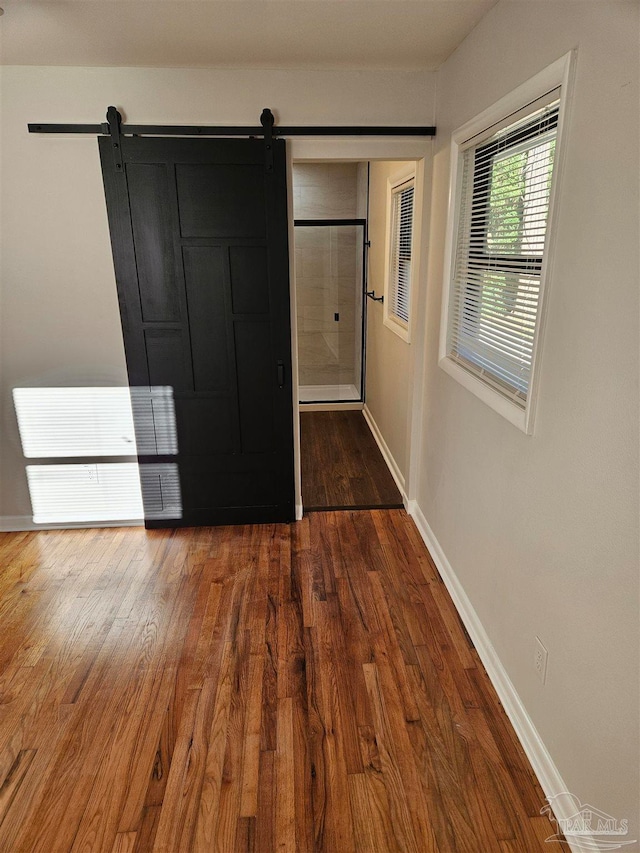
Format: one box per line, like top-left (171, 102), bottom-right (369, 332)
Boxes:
top-left (293, 163), bottom-right (366, 394)
top-left (293, 163), bottom-right (360, 218)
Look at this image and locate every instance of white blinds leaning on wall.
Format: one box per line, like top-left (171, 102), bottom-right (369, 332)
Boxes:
top-left (447, 97), bottom-right (560, 405)
top-left (389, 181), bottom-right (414, 325)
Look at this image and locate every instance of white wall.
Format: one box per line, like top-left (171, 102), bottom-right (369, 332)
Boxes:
top-left (0, 66), bottom-right (436, 521)
top-left (365, 160), bottom-right (413, 482)
top-left (419, 0), bottom-right (639, 838)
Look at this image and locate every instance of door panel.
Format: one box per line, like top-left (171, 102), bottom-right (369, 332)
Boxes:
top-left (144, 329), bottom-right (192, 390)
top-left (175, 399), bottom-right (233, 455)
top-left (176, 164), bottom-right (267, 238)
top-left (182, 246), bottom-right (230, 392)
top-left (234, 320), bottom-right (275, 453)
top-left (100, 136), bottom-right (295, 527)
top-left (229, 246), bottom-right (270, 314)
top-left (128, 164), bottom-right (180, 323)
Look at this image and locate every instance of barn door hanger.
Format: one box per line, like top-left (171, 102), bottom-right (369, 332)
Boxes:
top-left (260, 108), bottom-right (275, 174)
top-left (106, 106), bottom-right (124, 173)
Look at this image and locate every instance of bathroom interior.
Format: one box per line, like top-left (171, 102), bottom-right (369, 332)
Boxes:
top-left (292, 159), bottom-right (413, 510)
top-left (293, 162), bottom-right (367, 404)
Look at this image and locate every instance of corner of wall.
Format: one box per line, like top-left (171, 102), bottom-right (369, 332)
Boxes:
top-left (362, 404), bottom-right (407, 505)
top-left (407, 497), bottom-right (594, 853)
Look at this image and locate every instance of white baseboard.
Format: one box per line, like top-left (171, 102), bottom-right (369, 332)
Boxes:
top-left (407, 500), bottom-right (591, 853)
top-left (362, 405), bottom-right (407, 505)
top-left (0, 515), bottom-right (143, 532)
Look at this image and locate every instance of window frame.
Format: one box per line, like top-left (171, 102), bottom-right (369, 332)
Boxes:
top-left (384, 168), bottom-right (417, 342)
top-left (438, 52), bottom-right (575, 434)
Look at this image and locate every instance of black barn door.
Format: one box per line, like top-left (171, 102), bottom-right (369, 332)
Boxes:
top-left (99, 136), bottom-right (295, 527)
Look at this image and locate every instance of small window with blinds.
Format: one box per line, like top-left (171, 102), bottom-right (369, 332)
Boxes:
top-left (440, 63), bottom-right (570, 433)
top-left (385, 176), bottom-right (415, 339)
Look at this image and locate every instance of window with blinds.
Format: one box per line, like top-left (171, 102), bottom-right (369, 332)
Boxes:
top-left (447, 97), bottom-right (559, 407)
top-left (440, 55), bottom-right (573, 432)
top-left (388, 179), bottom-right (415, 329)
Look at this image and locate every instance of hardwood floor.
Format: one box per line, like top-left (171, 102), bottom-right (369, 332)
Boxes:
top-left (0, 511), bottom-right (559, 852)
top-left (300, 411), bottom-right (403, 510)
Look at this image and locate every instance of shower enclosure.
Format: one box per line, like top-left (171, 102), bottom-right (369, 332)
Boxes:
top-left (295, 218), bottom-right (366, 403)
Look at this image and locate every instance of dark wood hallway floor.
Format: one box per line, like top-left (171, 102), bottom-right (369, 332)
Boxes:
top-left (300, 411), bottom-right (404, 510)
top-left (0, 511), bottom-right (559, 852)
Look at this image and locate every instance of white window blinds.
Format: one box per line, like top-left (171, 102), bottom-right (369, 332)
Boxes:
top-left (447, 97), bottom-right (560, 405)
top-left (389, 181), bottom-right (414, 325)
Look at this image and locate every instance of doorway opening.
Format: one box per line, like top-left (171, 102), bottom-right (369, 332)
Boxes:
top-left (293, 158), bottom-right (421, 513)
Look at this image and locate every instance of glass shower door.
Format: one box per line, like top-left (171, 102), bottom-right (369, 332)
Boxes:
top-left (295, 221), bottom-right (365, 403)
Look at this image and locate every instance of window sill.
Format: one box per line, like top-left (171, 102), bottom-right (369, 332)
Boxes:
top-left (383, 314), bottom-right (411, 343)
top-left (438, 355), bottom-right (532, 434)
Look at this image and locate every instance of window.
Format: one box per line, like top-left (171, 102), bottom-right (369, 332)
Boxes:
top-left (385, 173), bottom-right (415, 340)
top-left (440, 54), bottom-right (573, 432)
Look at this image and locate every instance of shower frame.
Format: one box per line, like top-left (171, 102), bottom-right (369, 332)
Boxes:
top-left (294, 217), bottom-right (369, 405)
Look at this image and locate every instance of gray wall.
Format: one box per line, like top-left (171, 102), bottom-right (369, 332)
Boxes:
top-left (364, 160), bottom-right (414, 482)
top-left (419, 0), bottom-right (639, 835)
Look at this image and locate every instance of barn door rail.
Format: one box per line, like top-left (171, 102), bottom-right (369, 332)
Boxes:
top-left (28, 107), bottom-right (436, 139)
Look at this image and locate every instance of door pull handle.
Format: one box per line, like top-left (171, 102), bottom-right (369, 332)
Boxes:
top-left (277, 360), bottom-right (285, 388)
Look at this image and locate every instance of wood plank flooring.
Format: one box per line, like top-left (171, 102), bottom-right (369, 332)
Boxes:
top-left (0, 511), bottom-right (560, 852)
top-left (300, 411), bottom-right (403, 510)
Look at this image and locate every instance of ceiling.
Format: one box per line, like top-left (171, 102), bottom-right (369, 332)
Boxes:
top-left (0, 1), bottom-right (498, 71)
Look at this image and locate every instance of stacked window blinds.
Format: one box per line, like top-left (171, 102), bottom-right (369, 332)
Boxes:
top-left (389, 181), bottom-right (414, 324)
top-left (447, 96), bottom-right (560, 403)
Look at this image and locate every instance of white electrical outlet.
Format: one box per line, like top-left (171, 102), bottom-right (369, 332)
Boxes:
top-left (534, 636), bottom-right (548, 684)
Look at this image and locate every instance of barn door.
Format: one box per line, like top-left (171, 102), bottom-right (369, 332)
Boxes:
top-left (99, 134), bottom-right (295, 527)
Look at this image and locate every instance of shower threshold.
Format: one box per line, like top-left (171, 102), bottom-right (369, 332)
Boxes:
top-left (299, 384), bottom-right (360, 404)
